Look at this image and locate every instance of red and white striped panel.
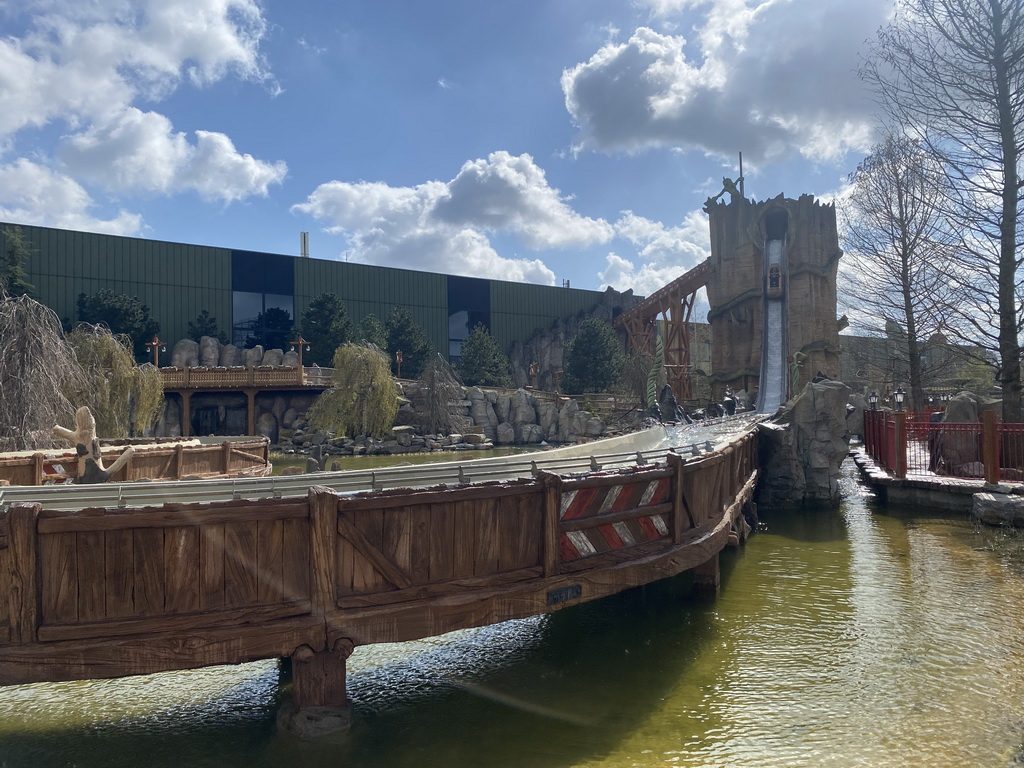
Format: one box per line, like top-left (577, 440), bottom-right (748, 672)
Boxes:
top-left (558, 476), bottom-right (672, 562)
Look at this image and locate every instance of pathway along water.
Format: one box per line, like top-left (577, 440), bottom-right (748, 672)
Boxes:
top-left (2, 460), bottom-right (1023, 767)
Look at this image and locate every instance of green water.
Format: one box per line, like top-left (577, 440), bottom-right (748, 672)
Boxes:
top-left (2, 463), bottom-right (1024, 767)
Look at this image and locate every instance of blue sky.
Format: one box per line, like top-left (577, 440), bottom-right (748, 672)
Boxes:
top-left (0, 0), bottom-right (896, 298)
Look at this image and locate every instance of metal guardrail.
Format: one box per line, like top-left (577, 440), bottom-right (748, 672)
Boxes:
top-left (0, 414), bottom-right (763, 512)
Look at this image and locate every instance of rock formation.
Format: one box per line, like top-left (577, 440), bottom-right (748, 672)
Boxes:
top-left (757, 379), bottom-right (851, 506)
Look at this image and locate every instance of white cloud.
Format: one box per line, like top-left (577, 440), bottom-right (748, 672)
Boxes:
top-left (293, 152), bottom-right (614, 285)
top-left (0, 0), bottom-right (282, 220)
top-left (59, 108), bottom-right (287, 202)
top-left (564, 0), bottom-right (890, 163)
top-left (601, 208), bottom-right (710, 294)
top-left (0, 159), bottom-right (143, 234)
top-left (0, 0), bottom-right (273, 140)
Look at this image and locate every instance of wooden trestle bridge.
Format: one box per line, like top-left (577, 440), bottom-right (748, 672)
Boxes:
top-left (0, 421), bottom-right (759, 730)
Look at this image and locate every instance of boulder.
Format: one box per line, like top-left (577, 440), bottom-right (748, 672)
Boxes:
top-left (244, 346), bottom-right (264, 366)
top-left (219, 344), bottom-right (242, 366)
top-left (262, 348), bottom-right (285, 367)
top-left (518, 423), bottom-right (545, 444)
top-left (511, 389), bottom-right (536, 425)
top-left (496, 422), bottom-right (516, 445)
top-left (757, 379), bottom-right (851, 506)
top-left (973, 492), bottom-right (1024, 526)
top-left (496, 394), bottom-right (512, 424)
top-left (171, 339), bottom-right (199, 368)
top-left (256, 412), bottom-right (278, 444)
top-left (537, 401), bottom-right (559, 437)
top-left (199, 336), bottom-right (220, 367)
top-left (283, 349), bottom-right (299, 367)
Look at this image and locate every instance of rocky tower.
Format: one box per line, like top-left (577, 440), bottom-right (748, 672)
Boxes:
top-left (704, 193), bottom-right (842, 401)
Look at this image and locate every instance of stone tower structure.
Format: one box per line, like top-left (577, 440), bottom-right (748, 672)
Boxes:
top-left (704, 193), bottom-right (842, 402)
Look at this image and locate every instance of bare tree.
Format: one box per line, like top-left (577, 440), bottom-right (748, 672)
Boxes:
top-left (864, 0), bottom-right (1024, 420)
top-left (840, 136), bottom-right (957, 409)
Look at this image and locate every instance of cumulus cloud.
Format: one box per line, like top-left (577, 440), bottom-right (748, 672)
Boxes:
top-left (564, 0), bottom-right (889, 163)
top-left (0, 159), bottom-right (143, 235)
top-left (293, 151), bottom-right (614, 285)
top-left (600, 208), bottom-right (711, 295)
top-left (0, 0), bottom-right (283, 221)
top-left (60, 109), bottom-right (287, 202)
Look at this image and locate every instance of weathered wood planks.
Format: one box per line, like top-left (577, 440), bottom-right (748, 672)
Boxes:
top-left (0, 429), bottom-right (760, 693)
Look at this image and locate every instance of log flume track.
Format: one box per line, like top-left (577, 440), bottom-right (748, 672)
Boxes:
top-left (0, 416), bottom-right (762, 724)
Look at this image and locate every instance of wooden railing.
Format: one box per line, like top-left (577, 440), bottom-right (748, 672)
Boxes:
top-left (159, 366), bottom-right (334, 389)
top-left (0, 429), bottom-right (758, 702)
top-left (0, 438), bottom-right (270, 486)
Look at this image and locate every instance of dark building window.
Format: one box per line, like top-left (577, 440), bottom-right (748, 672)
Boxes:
top-left (231, 251), bottom-right (295, 349)
top-left (447, 275), bottom-right (490, 361)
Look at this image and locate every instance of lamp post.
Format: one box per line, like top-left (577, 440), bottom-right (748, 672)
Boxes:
top-left (145, 335), bottom-right (166, 367)
top-left (289, 335), bottom-right (311, 368)
top-left (395, 349), bottom-right (403, 378)
top-left (868, 391), bottom-right (879, 410)
top-left (893, 386), bottom-right (906, 411)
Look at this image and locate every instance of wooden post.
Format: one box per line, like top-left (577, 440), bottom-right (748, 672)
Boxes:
top-left (540, 472), bottom-right (561, 578)
top-left (894, 412), bottom-right (908, 479)
top-left (983, 409), bottom-right (999, 484)
top-left (180, 392), bottom-right (192, 438)
top-left (32, 453), bottom-right (43, 486)
top-left (692, 553), bottom-right (720, 595)
top-left (221, 440), bottom-right (232, 475)
top-left (6, 503), bottom-right (40, 644)
top-left (281, 639), bottom-right (354, 735)
top-left (246, 390), bottom-right (256, 437)
top-left (307, 486), bottom-right (337, 617)
top-left (668, 452), bottom-right (686, 544)
top-left (175, 443), bottom-right (185, 479)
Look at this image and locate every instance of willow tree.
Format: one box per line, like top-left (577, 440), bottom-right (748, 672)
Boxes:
top-left (421, 353), bottom-right (465, 435)
top-left (306, 344), bottom-right (398, 438)
top-left (66, 324), bottom-right (164, 437)
top-left (0, 294), bottom-right (87, 451)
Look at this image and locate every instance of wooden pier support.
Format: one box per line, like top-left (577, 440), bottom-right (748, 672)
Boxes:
top-left (692, 553), bottom-right (720, 595)
top-left (278, 639), bottom-right (354, 737)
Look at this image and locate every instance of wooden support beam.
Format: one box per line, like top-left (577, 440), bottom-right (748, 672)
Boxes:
top-left (691, 553), bottom-right (720, 595)
top-left (5, 503), bottom-right (40, 645)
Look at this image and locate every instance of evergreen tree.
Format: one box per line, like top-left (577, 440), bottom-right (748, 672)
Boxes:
top-left (187, 309), bottom-right (229, 344)
top-left (246, 307), bottom-right (293, 351)
top-left (384, 306), bottom-right (433, 379)
top-left (458, 323), bottom-right (513, 387)
top-left (356, 313), bottom-right (388, 349)
top-left (299, 293), bottom-right (353, 365)
top-left (1, 225), bottom-right (35, 297)
top-left (564, 317), bottom-right (624, 394)
top-left (76, 289), bottom-right (160, 361)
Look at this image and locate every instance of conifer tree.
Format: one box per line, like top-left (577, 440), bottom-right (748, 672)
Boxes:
top-left (384, 306), bottom-right (433, 379)
top-left (458, 323), bottom-right (513, 387)
top-left (300, 293), bottom-right (353, 365)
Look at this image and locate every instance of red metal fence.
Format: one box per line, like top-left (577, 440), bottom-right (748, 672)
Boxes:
top-left (864, 409), bottom-right (1024, 483)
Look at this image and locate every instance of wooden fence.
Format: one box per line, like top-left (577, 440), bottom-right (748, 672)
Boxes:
top-left (0, 438), bottom-right (270, 487)
top-left (0, 429), bottom-right (758, 710)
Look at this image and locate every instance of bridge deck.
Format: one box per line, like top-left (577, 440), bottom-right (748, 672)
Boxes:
top-left (0, 425), bottom-right (759, 722)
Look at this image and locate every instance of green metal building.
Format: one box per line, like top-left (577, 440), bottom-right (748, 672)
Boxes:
top-left (1, 222), bottom-right (624, 360)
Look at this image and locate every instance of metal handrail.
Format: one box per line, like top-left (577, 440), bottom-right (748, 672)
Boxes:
top-left (0, 414), bottom-right (763, 511)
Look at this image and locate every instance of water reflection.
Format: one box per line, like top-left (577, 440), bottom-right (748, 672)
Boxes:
top-left (3, 460), bottom-right (1024, 767)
